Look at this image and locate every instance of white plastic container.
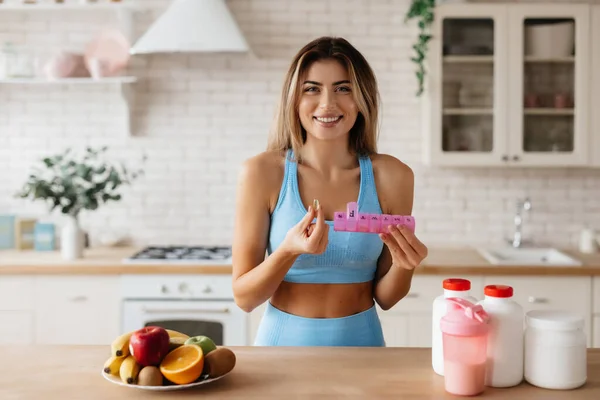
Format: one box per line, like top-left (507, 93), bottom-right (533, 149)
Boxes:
top-left (525, 310), bottom-right (587, 390)
top-left (432, 278), bottom-right (477, 376)
top-left (477, 285), bottom-right (524, 387)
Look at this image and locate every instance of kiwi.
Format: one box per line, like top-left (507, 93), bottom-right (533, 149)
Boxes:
top-left (137, 366), bottom-right (163, 387)
top-left (203, 347), bottom-right (236, 378)
top-left (168, 336), bottom-right (187, 351)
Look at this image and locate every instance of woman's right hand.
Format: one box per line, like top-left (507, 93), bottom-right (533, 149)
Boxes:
top-left (280, 202), bottom-right (329, 256)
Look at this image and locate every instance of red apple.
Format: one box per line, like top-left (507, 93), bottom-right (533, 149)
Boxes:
top-left (129, 326), bottom-right (170, 367)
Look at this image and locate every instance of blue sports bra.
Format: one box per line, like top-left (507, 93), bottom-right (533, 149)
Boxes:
top-left (267, 149), bottom-right (384, 284)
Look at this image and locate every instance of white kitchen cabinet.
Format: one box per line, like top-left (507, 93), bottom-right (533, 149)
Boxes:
top-left (34, 276), bottom-right (121, 345)
top-left (423, 3), bottom-right (591, 167)
top-left (591, 6), bottom-right (600, 167)
top-left (593, 277), bottom-right (600, 348)
top-left (483, 276), bottom-right (593, 347)
top-left (248, 302), bottom-right (267, 345)
top-left (381, 275), bottom-right (484, 347)
top-left (0, 277), bottom-right (35, 344)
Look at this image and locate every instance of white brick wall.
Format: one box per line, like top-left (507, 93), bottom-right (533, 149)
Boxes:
top-left (1, 0), bottom-right (599, 249)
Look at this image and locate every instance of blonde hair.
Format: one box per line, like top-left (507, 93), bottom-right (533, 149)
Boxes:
top-left (267, 36), bottom-right (380, 160)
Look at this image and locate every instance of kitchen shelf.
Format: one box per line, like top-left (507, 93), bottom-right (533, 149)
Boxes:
top-left (524, 56), bottom-right (575, 63)
top-left (443, 55), bottom-right (494, 63)
top-left (0, 2), bottom-right (140, 11)
top-left (524, 108), bottom-right (574, 116)
top-left (443, 108), bottom-right (494, 115)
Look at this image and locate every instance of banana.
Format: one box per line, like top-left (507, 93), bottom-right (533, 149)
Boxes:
top-left (119, 355), bottom-right (141, 385)
top-left (103, 355), bottom-right (126, 376)
top-left (110, 331), bottom-right (134, 357)
top-left (166, 329), bottom-right (190, 339)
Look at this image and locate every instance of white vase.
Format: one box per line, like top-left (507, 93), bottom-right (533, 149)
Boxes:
top-left (61, 215), bottom-right (83, 260)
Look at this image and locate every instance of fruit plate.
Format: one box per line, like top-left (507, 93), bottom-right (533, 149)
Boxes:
top-left (101, 371), bottom-right (229, 392)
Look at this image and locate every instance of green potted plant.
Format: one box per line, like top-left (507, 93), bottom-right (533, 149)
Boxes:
top-left (405, 0), bottom-right (436, 96)
top-left (14, 146), bottom-right (146, 260)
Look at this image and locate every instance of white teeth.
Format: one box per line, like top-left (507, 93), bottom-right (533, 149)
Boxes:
top-left (315, 116), bottom-right (341, 123)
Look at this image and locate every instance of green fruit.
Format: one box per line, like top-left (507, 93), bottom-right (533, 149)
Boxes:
top-left (184, 335), bottom-right (217, 355)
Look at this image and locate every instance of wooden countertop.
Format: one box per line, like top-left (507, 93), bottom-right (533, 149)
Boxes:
top-left (1, 246), bottom-right (600, 276)
top-left (1, 346), bottom-right (598, 399)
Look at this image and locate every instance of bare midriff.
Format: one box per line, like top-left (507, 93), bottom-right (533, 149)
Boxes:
top-left (270, 280), bottom-right (375, 318)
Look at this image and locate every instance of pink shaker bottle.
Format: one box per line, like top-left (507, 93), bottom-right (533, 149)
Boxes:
top-left (440, 297), bottom-right (490, 396)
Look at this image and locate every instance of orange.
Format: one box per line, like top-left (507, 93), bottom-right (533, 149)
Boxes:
top-left (159, 344), bottom-right (204, 385)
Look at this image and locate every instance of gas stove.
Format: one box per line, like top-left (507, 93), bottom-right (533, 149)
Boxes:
top-left (122, 246), bottom-right (232, 265)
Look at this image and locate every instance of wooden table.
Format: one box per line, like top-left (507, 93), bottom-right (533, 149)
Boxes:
top-left (1, 346), bottom-right (598, 399)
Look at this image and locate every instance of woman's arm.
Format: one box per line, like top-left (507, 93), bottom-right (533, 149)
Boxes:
top-left (231, 153), bottom-right (328, 313)
top-left (231, 154), bottom-right (296, 313)
top-left (372, 155), bottom-right (427, 311)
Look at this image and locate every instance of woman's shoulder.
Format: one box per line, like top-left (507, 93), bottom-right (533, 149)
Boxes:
top-left (238, 150), bottom-right (288, 209)
top-left (369, 153), bottom-right (414, 182)
top-left (369, 153), bottom-right (414, 214)
top-left (239, 150), bottom-right (287, 179)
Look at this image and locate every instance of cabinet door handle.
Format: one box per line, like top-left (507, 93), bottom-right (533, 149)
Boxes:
top-left (405, 293), bottom-right (419, 298)
top-left (528, 296), bottom-right (548, 304)
top-left (68, 295), bottom-right (88, 302)
top-left (512, 155), bottom-right (520, 161)
top-left (502, 155), bottom-right (509, 161)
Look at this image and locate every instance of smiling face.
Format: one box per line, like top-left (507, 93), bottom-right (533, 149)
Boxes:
top-left (297, 59), bottom-right (359, 143)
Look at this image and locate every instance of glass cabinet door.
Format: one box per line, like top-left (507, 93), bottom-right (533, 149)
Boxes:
top-left (592, 6), bottom-right (600, 167)
top-left (425, 4), bottom-right (508, 166)
top-left (507, 5), bottom-right (590, 166)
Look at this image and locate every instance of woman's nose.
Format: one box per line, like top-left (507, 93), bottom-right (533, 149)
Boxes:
top-left (319, 89), bottom-right (336, 108)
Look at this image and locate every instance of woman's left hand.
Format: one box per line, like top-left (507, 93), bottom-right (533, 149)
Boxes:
top-left (379, 225), bottom-right (428, 271)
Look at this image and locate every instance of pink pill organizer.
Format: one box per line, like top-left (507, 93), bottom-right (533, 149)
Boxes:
top-left (333, 202), bottom-right (415, 233)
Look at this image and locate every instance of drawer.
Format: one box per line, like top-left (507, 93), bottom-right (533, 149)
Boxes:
top-left (0, 277), bottom-right (34, 310)
top-left (482, 276), bottom-right (592, 346)
top-left (593, 277), bottom-right (600, 313)
top-left (387, 275), bottom-right (484, 314)
top-left (34, 276), bottom-right (121, 345)
top-left (0, 311), bottom-right (34, 344)
top-left (482, 276), bottom-right (591, 315)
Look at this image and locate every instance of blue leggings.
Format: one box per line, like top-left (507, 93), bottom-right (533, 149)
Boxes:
top-left (253, 301), bottom-right (386, 347)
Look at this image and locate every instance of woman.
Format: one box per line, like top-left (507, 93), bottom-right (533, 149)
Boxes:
top-left (232, 36), bottom-right (428, 347)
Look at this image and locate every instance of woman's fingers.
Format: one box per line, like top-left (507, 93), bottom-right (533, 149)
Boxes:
top-left (388, 225), bottom-right (420, 266)
top-left (400, 228), bottom-right (428, 259)
top-left (380, 232), bottom-right (409, 265)
top-left (298, 205), bottom-right (316, 232)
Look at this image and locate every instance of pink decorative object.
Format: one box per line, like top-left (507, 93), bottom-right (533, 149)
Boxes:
top-left (43, 52), bottom-right (90, 80)
top-left (84, 29), bottom-right (131, 78)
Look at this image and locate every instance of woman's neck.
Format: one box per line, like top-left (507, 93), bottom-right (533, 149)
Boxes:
top-left (298, 135), bottom-right (357, 176)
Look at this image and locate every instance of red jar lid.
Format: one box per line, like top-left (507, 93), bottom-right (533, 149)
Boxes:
top-left (443, 278), bottom-right (471, 291)
top-left (484, 285), bottom-right (514, 298)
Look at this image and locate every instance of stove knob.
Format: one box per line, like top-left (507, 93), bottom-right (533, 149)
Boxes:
top-left (202, 285), bottom-right (212, 294)
top-left (160, 285), bottom-right (168, 294)
top-left (178, 282), bottom-right (189, 293)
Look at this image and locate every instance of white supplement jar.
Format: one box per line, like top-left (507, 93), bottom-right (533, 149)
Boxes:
top-left (524, 310), bottom-right (587, 390)
top-left (478, 285), bottom-right (524, 387)
top-left (432, 278), bottom-right (477, 376)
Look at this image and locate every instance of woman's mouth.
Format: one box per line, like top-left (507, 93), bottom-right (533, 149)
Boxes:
top-left (313, 115), bottom-right (343, 127)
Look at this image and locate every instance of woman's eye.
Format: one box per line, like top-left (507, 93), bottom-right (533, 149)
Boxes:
top-left (336, 86), bottom-right (351, 92)
top-left (304, 86), bottom-right (319, 92)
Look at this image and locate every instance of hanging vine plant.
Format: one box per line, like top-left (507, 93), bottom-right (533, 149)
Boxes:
top-left (405, 0), bottom-right (436, 96)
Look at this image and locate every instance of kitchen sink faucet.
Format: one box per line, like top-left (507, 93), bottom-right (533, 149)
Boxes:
top-left (509, 197), bottom-right (532, 248)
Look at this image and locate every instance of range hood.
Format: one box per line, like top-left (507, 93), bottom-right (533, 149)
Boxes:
top-left (130, 0), bottom-right (250, 55)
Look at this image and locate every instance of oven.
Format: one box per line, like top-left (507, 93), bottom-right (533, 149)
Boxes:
top-left (120, 274), bottom-right (248, 346)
